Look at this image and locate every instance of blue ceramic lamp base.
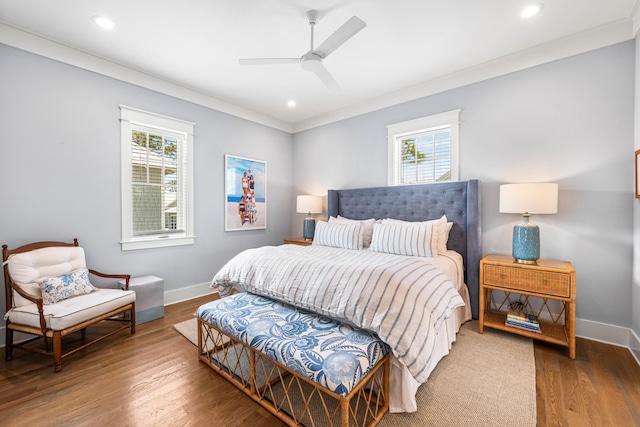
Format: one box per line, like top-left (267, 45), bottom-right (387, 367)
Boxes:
top-left (303, 217), bottom-right (316, 241)
top-left (512, 215), bottom-right (540, 264)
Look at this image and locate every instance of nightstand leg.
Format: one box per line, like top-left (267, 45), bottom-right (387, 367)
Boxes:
top-left (479, 286), bottom-right (486, 334)
top-left (567, 300), bottom-right (576, 359)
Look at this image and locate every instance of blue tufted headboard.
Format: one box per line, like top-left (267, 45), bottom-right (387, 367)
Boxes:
top-left (327, 180), bottom-right (482, 319)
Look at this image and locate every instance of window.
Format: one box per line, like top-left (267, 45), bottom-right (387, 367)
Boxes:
top-left (387, 109), bottom-right (460, 186)
top-left (120, 106), bottom-right (194, 250)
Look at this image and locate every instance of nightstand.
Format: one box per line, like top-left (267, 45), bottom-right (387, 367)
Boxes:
top-left (479, 254), bottom-right (576, 359)
top-left (283, 237), bottom-right (312, 246)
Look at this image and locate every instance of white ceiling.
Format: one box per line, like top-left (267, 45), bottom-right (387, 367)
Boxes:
top-left (1, 1), bottom-right (638, 133)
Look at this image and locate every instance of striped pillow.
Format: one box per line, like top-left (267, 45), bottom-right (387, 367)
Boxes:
top-left (382, 217), bottom-right (442, 255)
top-left (328, 216), bottom-right (377, 248)
top-left (312, 221), bottom-right (363, 250)
top-left (368, 222), bottom-right (436, 257)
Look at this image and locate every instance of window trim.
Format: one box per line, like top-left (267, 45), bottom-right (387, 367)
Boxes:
top-left (120, 105), bottom-right (195, 251)
top-left (387, 109), bottom-right (460, 186)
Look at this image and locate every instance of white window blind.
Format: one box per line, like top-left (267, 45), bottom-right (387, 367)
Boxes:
top-left (120, 106), bottom-right (195, 250)
top-left (131, 125), bottom-right (186, 235)
top-left (387, 110), bottom-right (460, 186)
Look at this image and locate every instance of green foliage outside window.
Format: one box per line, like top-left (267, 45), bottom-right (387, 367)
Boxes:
top-left (401, 138), bottom-right (425, 161)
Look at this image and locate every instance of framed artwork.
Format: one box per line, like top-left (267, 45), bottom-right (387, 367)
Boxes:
top-left (225, 154), bottom-right (267, 231)
top-left (636, 150), bottom-right (640, 198)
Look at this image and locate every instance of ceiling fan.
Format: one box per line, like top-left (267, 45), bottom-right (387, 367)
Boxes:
top-left (238, 10), bottom-right (366, 91)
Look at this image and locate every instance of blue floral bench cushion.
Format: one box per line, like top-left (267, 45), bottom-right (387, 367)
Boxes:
top-left (196, 292), bottom-right (389, 397)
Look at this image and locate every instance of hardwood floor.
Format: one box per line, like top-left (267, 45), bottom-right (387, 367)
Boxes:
top-left (535, 337), bottom-right (640, 426)
top-left (1, 294), bottom-right (639, 426)
top-left (0, 295), bottom-right (284, 427)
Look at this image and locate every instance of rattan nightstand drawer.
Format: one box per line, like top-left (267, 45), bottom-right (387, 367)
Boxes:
top-left (483, 265), bottom-right (571, 297)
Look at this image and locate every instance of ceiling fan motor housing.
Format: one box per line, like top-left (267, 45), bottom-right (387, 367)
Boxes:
top-left (301, 52), bottom-right (323, 72)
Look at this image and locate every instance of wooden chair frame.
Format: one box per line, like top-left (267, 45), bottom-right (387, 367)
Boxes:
top-left (2, 239), bottom-right (136, 372)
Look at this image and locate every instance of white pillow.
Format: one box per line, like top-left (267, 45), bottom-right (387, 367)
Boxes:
top-left (369, 222), bottom-right (437, 257)
top-left (443, 221), bottom-right (453, 252)
top-left (381, 216), bottom-right (445, 255)
top-left (382, 216), bottom-right (454, 254)
top-left (312, 221), bottom-right (363, 250)
top-left (329, 216), bottom-right (377, 248)
top-left (37, 267), bottom-right (97, 304)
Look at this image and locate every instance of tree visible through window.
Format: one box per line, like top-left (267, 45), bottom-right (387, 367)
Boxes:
top-left (387, 110), bottom-right (460, 186)
top-left (131, 128), bottom-right (179, 235)
top-left (399, 128), bottom-right (451, 184)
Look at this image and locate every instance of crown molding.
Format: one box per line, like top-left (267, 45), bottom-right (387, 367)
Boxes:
top-left (0, 22), bottom-right (293, 134)
top-left (1, 18), bottom-right (634, 136)
top-left (292, 19), bottom-right (635, 133)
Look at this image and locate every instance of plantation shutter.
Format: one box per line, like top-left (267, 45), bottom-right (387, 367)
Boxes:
top-left (394, 125), bottom-right (452, 185)
top-left (131, 124), bottom-right (186, 236)
top-left (387, 109), bottom-right (459, 186)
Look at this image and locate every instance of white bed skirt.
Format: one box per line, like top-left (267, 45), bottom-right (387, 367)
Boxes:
top-left (388, 284), bottom-right (472, 413)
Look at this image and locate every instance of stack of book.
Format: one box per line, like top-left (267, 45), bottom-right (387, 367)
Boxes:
top-left (505, 309), bottom-right (541, 334)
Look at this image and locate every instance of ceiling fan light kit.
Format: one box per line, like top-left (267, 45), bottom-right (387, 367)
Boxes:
top-left (238, 10), bottom-right (366, 91)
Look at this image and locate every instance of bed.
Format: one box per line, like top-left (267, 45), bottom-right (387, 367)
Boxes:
top-left (210, 179), bottom-right (482, 413)
top-left (327, 180), bottom-right (481, 319)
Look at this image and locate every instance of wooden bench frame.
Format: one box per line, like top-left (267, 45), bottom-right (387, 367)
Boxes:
top-left (197, 317), bottom-right (389, 427)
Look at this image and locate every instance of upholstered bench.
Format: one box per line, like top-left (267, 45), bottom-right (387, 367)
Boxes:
top-left (196, 292), bottom-right (390, 427)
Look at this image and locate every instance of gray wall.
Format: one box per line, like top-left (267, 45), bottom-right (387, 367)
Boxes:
top-left (0, 44), bottom-right (293, 321)
top-left (293, 41), bottom-right (635, 329)
top-left (1, 38), bottom-right (637, 339)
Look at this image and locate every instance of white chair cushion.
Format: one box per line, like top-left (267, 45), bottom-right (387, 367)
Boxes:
top-left (7, 288), bottom-right (135, 331)
top-left (7, 246), bottom-right (87, 307)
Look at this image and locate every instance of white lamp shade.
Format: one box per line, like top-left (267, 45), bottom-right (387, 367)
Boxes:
top-left (296, 195), bottom-right (323, 214)
top-left (499, 183), bottom-right (558, 214)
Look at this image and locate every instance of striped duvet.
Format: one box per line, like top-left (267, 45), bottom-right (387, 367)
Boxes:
top-left (210, 244), bottom-right (465, 383)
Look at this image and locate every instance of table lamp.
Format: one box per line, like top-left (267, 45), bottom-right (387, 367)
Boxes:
top-left (499, 183), bottom-right (558, 264)
top-left (296, 195), bottom-right (323, 240)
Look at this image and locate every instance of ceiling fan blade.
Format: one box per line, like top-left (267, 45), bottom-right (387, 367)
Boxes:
top-left (238, 58), bottom-right (299, 66)
top-left (312, 63), bottom-right (340, 92)
top-left (315, 16), bottom-right (366, 58)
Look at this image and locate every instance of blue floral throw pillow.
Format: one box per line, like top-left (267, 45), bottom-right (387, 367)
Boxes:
top-left (38, 268), bottom-right (97, 304)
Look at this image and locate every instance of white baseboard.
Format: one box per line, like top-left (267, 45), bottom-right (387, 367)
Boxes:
top-left (575, 317), bottom-right (640, 366)
top-left (629, 327), bottom-right (640, 366)
top-left (576, 317), bottom-right (631, 346)
top-left (163, 281), bottom-right (217, 306)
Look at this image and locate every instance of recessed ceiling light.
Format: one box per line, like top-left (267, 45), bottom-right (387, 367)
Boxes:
top-left (92, 15), bottom-right (115, 30)
top-left (287, 100), bottom-right (296, 108)
top-left (521, 3), bottom-right (544, 18)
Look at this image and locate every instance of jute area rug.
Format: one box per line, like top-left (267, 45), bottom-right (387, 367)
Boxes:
top-left (174, 318), bottom-right (536, 427)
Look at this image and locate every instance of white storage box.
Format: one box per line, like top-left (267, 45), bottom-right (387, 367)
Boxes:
top-left (118, 275), bottom-right (164, 324)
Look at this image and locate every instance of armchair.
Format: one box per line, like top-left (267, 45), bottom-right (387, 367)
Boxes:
top-left (2, 239), bottom-right (136, 372)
